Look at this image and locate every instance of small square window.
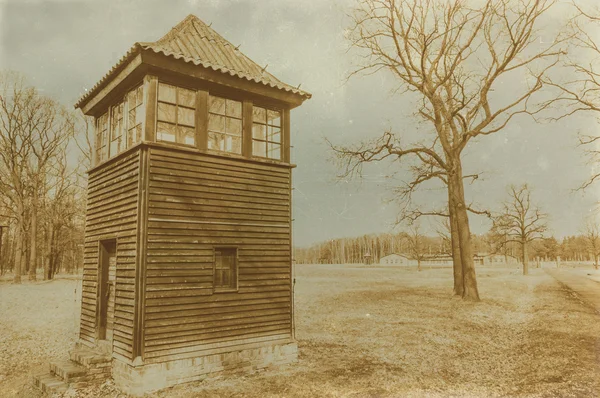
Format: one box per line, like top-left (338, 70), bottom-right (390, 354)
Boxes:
top-left (214, 247), bottom-right (238, 291)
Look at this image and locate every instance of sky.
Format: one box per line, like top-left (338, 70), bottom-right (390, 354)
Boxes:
top-left (1, 0), bottom-right (599, 247)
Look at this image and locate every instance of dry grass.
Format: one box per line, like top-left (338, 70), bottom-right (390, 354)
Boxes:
top-left (2, 265), bottom-right (599, 397)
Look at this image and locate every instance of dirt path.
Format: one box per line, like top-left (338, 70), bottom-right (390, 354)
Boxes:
top-left (546, 268), bottom-right (600, 313)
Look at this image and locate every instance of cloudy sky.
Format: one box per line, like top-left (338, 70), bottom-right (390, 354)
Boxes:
top-left (1, 0), bottom-right (598, 247)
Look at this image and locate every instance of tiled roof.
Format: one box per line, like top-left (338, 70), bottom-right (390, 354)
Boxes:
top-left (75, 14), bottom-right (311, 109)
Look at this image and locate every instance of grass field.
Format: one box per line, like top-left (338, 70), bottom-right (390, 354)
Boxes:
top-left (2, 264), bottom-right (599, 397)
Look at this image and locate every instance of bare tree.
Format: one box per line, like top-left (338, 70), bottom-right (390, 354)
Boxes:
top-left (0, 71), bottom-right (74, 282)
top-left (492, 184), bottom-right (548, 275)
top-left (404, 222), bottom-right (426, 271)
top-left (0, 71), bottom-right (35, 283)
top-left (541, 3), bottom-right (600, 189)
top-left (26, 97), bottom-right (73, 280)
top-left (73, 113), bottom-right (94, 185)
top-left (332, 0), bottom-right (567, 300)
top-left (582, 220), bottom-right (600, 269)
top-left (435, 218), bottom-right (452, 257)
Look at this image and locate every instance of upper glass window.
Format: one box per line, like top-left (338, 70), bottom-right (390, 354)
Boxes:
top-left (96, 112), bottom-right (109, 164)
top-left (252, 107), bottom-right (281, 160)
top-left (208, 95), bottom-right (242, 154)
top-left (109, 101), bottom-right (124, 156)
top-left (157, 83), bottom-right (196, 146)
top-left (95, 84), bottom-right (144, 165)
top-left (127, 86), bottom-right (145, 148)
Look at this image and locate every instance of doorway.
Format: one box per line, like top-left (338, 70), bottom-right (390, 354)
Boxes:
top-left (97, 239), bottom-right (116, 343)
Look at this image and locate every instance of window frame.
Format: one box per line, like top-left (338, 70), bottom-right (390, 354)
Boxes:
top-left (251, 105), bottom-right (282, 160)
top-left (207, 94), bottom-right (243, 155)
top-left (109, 101), bottom-right (125, 157)
top-left (95, 112), bottom-right (109, 165)
top-left (95, 83), bottom-right (146, 166)
top-left (212, 246), bottom-right (239, 293)
top-left (126, 84), bottom-right (145, 149)
top-left (156, 82), bottom-right (197, 147)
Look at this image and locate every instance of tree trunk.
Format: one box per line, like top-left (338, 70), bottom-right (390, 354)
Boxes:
top-left (13, 225), bottom-right (22, 284)
top-left (44, 224), bottom-right (53, 280)
top-left (29, 196), bottom-right (38, 281)
top-left (449, 164), bottom-right (479, 301)
top-left (417, 258), bottom-right (422, 272)
top-left (448, 184), bottom-right (463, 296)
top-left (522, 239), bottom-right (529, 275)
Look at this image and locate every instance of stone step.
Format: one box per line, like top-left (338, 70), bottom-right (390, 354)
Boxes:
top-left (50, 360), bottom-right (87, 382)
top-left (70, 348), bottom-right (112, 367)
top-left (32, 372), bottom-right (68, 395)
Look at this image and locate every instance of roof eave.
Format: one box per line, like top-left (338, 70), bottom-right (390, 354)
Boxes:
top-left (75, 44), bottom-right (311, 113)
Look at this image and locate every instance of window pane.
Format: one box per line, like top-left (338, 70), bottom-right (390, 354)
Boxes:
top-left (111, 116), bottom-right (121, 141)
top-left (209, 96), bottom-right (226, 115)
top-left (127, 90), bottom-right (137, 108)
top-left (267, 110), bottom-right (281, 126)
top-left (208, 131), bottom-right (224, 151)
top-left (253, 106), bottom-right (266, 123)
top-left (253, 140), bottom-right (266, 157)
top-left (126, 128), bottom-right (133, 148)
top-left (226, 118), bottom-right (242, 135)
top-left (208, 114), bottom-right (225, 133)
top-left (135, 125), bottom-right (142, 144)
top-left (268, 142), bottom-right (281, 160)
top-left (214, 248), bottom-right (237, 289)
top-left (181, 126), bottom-right (195, 146)
top-left (158, 83), bottom-right (176, 103)
top-left (226, 100), bottom-right (242, 118)
top-left (110, 140), bottom-right (118, 158)
top-left (178, 107), bottom-right (195, 127)
top-left (157, 122), bottom-right (176, 142)
top-left (98, 113), bottom-right (108, 131)
top-left (230, 136), bottom-right (242, 154)
top-left (135, 104), bottom-right (145, 125)
top-left (157, 103), bottom-right (177, 123)
top-left (179, 88), bottom-right (196, 108)
top-left (136, 86), bottom-right (144, 106)
top-left (252, 124), bottom-right (266, 140)
top-left (222, 270), bottom-right (229, 286)
top-left (268, 126), bottom-right (281, 143)
top-left (128, 110), bottom-right (136, 130)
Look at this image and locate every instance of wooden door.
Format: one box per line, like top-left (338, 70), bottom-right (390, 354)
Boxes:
top-left (97, 240), bottom-right (116, 342)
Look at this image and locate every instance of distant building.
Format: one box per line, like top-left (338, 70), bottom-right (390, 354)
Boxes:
top-left (475, 253), bottom-right (519, 265)
top-left (422, 254), bottom-right (453, 266)
top-left (363, 252), bottom-right (373, 265)
top-left (379, 253), bottom-right (411, 266)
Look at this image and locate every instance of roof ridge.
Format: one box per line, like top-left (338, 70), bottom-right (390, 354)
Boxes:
top-left (158, 15), bottom-right (285, 83)
top-left (156, 14), bottom-right (198, 44)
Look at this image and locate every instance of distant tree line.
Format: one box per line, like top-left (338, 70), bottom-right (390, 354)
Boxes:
top-left (294, 232), bottom-right (597, 266)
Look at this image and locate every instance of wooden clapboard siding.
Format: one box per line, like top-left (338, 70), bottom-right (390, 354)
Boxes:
top-left (80, 150), bottom-right (141, 360)
top-left (143, 145), bottom-right (293, 362)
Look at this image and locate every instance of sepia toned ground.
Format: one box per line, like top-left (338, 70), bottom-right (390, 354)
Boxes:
top-left (2, 264), bottom-right (600, 398)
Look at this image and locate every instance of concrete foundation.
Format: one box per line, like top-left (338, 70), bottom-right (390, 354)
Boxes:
top-left (112, 340), bottom-right (298, 396)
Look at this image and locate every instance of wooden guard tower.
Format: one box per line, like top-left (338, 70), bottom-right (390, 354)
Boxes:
top-left (74, 15), bottom-right (310, 395)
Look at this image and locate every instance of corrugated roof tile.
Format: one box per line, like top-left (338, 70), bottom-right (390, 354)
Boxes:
top-left (75, 14), bottom-right (310, 109)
